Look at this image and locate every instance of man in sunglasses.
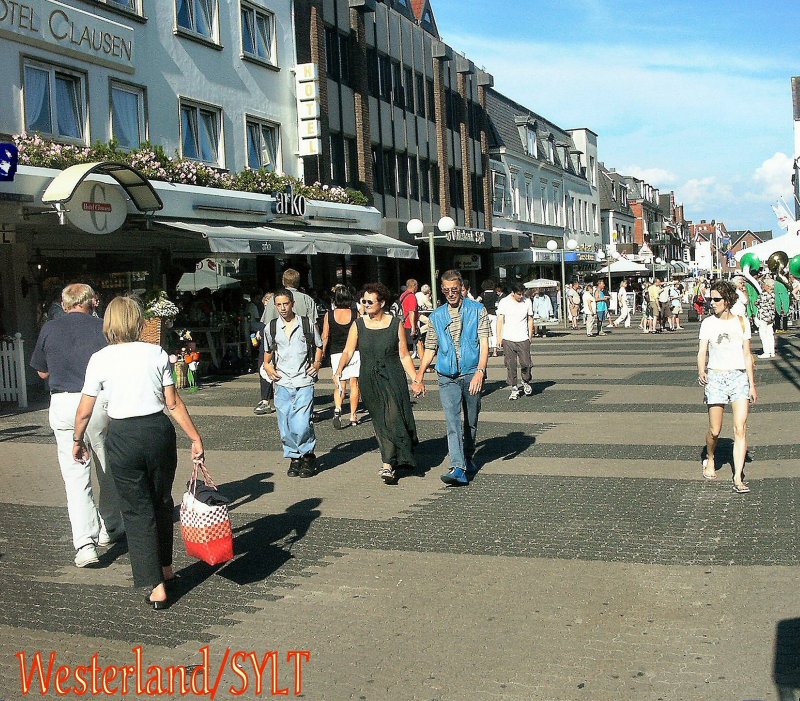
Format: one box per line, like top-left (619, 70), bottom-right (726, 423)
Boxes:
top-left (412, 269), bottom-right (490, 486)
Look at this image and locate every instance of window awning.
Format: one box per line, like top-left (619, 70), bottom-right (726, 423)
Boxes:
top-left (42, 161), bottom-right (163, 211)
top-left (157, 221), bottom-right (419, 259)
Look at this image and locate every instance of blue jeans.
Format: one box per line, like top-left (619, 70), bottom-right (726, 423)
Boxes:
top-left (274, 384), bottom-right (316, 458)
top-left (438, 372), bottom-right (481, 470)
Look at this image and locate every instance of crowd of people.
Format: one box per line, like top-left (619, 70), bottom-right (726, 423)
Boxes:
top-left (27, 265), bottom-right (796, 610)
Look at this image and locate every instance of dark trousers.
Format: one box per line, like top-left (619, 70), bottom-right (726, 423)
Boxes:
top-left (106, 412), bottom-right (177, 589)
top-left (503, 339), bottom-right (532, 386)
top-left (258, 342), bottom-right (274, 402)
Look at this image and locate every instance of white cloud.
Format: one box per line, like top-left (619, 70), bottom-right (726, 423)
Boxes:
top-left (676, 177), bottom-right (735, 209)
top-left (621, 166), bottom-right (678, 187)
top-left (751, 152), bottom-right (793, 202)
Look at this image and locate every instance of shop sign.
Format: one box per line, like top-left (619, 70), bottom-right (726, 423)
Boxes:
top-left (453, 253), bottom-right (481, 271)
top-left (0, 0), bottom-right (135, 72)
top-left (0, 143), bottom-right (18, 182)
top-left (443, 227), bottom-right (490, 248)
top-left (577, 252), bottom-right (596, 262)
top-left (65, 181), bottom-right (127, 235)
top-left (533, 251), bottom-right (559, 263)
top-left (274, 187), bottom-right (306, 217)
top-left (248, 240), bottom-right (286, 254)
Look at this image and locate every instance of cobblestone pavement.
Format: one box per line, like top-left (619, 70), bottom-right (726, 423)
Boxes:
top-left (0, 324), bottom-right (798, 700)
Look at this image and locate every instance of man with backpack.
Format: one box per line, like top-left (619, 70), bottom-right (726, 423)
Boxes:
top-left (392, 279), bottom-right (420, 352)
top-left (262, 289), bottom-right (324, 478)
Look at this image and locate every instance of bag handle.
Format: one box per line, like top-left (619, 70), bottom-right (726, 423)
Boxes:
top-left (188, 458), bottom-right (219, 496)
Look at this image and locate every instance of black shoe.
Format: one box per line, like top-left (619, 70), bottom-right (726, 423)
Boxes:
top-left (298, 453), bottom-right (317, 478)
top-left (287, 458), bottom-right (301, 477)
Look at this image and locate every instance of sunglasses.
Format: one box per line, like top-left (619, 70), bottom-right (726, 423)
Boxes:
top-left (442, 287), bottom-right (461, 295)
top-left (709, 296), bottom-right (724, 302)
top-left (360, 299), bottom-right (377, 306)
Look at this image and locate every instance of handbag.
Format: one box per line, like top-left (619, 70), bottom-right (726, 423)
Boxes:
top-left (180, 459), bottom-right (234, 566)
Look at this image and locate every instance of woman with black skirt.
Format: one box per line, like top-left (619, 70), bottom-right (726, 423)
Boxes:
top-left (73, 296), bottom-right (204, 610)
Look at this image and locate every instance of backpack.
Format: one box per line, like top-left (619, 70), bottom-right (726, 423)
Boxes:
top-left (266, 316), bottom-right (316, 367)
top-left (390, 290), bottom-right (411, 322)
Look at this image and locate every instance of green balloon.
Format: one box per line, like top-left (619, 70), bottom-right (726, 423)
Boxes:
top-left (789, 254), bottom-right (800, 278)
top-left (739, 252), bottom-right (761, 272)
top-left (767, 251), bottom-right (789, 272)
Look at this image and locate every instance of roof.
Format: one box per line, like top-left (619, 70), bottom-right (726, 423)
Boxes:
top-left (727, 229), bottom-right (773, 245)
top-left (598, 164), bottom-right (633, 215)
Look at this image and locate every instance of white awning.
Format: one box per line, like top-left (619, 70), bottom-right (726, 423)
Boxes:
top-left (597, 259), bottom-right (650, 274)
top-left (157, 220), bottom-right (418, 259)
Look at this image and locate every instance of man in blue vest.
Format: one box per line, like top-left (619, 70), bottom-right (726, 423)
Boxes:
top-left (412, 269), bottom-right (490, 485)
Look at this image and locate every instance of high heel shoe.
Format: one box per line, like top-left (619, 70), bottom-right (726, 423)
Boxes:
top-left (145, 595), bottom-right (170, 610)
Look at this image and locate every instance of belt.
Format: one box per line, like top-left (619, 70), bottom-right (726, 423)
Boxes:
top-left (50, 389), bottom-right (78, 395)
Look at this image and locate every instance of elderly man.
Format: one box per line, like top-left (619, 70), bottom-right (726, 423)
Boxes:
top-left (30, 284), bottom-right (123, 567)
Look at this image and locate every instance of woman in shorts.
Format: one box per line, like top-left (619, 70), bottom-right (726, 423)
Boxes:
top-left (697, 280), bottom-right (757, 493)
top-left (322, 285), bottom-right (361, 428)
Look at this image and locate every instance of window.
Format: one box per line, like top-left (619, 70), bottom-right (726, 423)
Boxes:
top-left (526, 128), bottom-right (537, 157)
top-left (345, 136), bottom-right (358, 187)
top-left (409, 155), bottom-right (419, 201)
top-left (241, 3), bottom-right (275, 63)
top-left (181, 100), bottom-right (222, 165)
top-left (404, 66), bottom-right (415, 113)
top-left (372, 146), bottom-right (384, 194)
top-left (24, 61), bottom-right (86, 142)
top-left (367, 49), bottom-right (379, 97)
top-left (426, 78), bottom-right (435, 122)
top-left (106, 0), bottom-right (137, 10)
top-left (415, 73), bottom-right (425, 118)
top-left (492, 172), bottom-right (506, 215)
top-left (392, 61), bottom-right (403, 108)
top-left (525, 180), bottom-right (534, 221)
top-left (110, 82), bottom-right (145, 149)
top-left (510, 174), bottom-right (519, 217)
top-left (383, 149), bottom-right (396, 195)
top-left (419, 158), bottom-right (430, 202)
top-left (246, 118), bottom-right (278, 171)
top-left (740, 241), bottom-right (748, 250)
top-left (378, 55), bottom-right (392, 102)
top-left (330, 132), bottom-right (346, 184)
top-left (338, 34), bottom-right (351, 86)
top-left (325, 27), bottom-right (339, 81)
top-left (176, 0), bottom-right (217, 40)
top-left (397, 153), bottom-right (408, 198)
top-left (430, 162), bottom-right (439, 204)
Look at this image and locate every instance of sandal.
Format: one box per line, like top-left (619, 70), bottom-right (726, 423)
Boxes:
top-left (732, 483), bottom-right (750, 494)
top-left (701, 458), bottom-right (717, 480)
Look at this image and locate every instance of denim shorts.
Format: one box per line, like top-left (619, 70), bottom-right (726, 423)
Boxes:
top-left (705, 369), bottom-right (750, 405)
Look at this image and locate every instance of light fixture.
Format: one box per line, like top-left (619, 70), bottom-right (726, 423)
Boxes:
top-left (437, 216), bottom-right (455, 233)
top-left (406, 218), bottom-right (424, 236)
top-left (546, 239), bottom-right (558, 252)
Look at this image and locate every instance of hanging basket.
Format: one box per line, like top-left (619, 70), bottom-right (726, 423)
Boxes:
top-left (141, 317), bottom-right (169, 346)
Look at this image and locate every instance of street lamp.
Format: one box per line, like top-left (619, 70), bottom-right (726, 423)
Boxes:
top-left (407, 216), bottom-right (455, 308)
top-left (547, 237), bottom-right (578, 328)
top-left (652, 256), bottom-right (663, 280)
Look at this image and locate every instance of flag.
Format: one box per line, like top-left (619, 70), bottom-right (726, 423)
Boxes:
top-left (772, 198), bottom-right (794, 230)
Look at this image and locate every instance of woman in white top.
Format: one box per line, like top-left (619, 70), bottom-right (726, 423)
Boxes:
top-left (697, 280), bottom-right (757, 493)
top-left (612, 280), bottom-right (631, 328)
top-left (73, 297), bottom-right (204, 609)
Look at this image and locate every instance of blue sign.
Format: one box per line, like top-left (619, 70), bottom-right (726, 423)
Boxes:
top-left (0, 143), bottom-right (18, 182)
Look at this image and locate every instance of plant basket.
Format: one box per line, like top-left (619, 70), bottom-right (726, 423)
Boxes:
top-left (141, 317), bottom-right (167, 347)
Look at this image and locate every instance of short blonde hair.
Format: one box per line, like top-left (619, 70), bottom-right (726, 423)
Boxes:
top-left (103, 296), bottom-right (144, 344)
top-left (62, 283), bottom-right (95, 310)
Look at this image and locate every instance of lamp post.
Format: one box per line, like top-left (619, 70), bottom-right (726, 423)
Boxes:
top-left (651, 256), bottom-right (663, 281)
top-left (407, 216), bottom-right (454, 308)
top-left (547, 237), bottom-right (578, 328)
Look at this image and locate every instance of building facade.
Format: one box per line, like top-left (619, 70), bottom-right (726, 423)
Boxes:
top-left (598, 163), bottom-right (635, 254)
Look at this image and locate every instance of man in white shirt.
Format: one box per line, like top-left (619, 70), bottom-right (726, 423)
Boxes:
top-left (496, 282), bottom-right (535, 400)
top-left (582, 284), bottom-right (597, 336)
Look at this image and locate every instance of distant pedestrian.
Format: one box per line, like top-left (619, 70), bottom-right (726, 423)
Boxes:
top-left (480, 279), bottom-right (500, 356)
top-left (582, 284), bottom-right (596, 336)
top-left (263, 289), bottom-right (324, 478)
top-left (531, 288), bottom-right (554, 337)
top-left (670, 283), bottom-right (684, 330)
top-left (73, 296), bottom-right (204, 609)
top-left (567, 282), bottom-right (581, 329)
top-left (612, 280), bottom-right (631, 328)
top-left (754, 278), bottom-right (776, 358)
top-left (496, 282), bottom-right (534, 400)
top-left (322, 285), bottom-right (361, 428)
top-left (261, 269), bottom-right (318, 328)
top-left (253, 292), bottom-right (276, 415)
top-left (697, 280), bottom-right (756, 493)
top-left (595, 280), bottom-right (610, 335)
top-left (413, 270), bottom-right (489, 486)
top-left (334, 283), bottom-right (418, 484)
top-left (30, 283), bottom-right (123, 569)
top-left (647, 279), bottom-right (662, 333)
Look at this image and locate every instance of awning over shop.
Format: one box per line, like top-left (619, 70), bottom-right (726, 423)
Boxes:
top-left (670, 261), bottom-right (690, 275)
top-left (157, 221), bottom-right (418, 259)
top-left (597, 259), bottom-right (650, 274)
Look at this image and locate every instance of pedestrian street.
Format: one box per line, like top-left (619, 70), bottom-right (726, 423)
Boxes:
top-left (1, 324), bottom-right (799, 701)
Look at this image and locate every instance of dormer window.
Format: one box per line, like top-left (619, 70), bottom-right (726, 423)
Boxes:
top-left (526, 128), bottom-right (537, 157)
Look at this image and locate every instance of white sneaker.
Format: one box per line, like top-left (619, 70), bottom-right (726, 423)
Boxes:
top-left (74, 544), bottom-right (99, 568)
top-left (757, 353), bottom-right (769, 358)
top-left (522, 382), bottom-right (533, 396)
top-left (98, 528), bottom-right (124, 547)
top-left (509, 387), bottom-right (520, 400)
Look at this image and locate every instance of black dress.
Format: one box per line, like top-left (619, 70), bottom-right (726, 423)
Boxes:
top-left (357, 316), bottom-right (418, 468)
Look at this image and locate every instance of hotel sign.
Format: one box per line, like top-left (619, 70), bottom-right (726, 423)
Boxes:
top-left (0, 0), bottom-right (134, 72)
top-left (441, 227), bottom-right (491, 249)
top-left (296, 63), bottom-right (322, 157)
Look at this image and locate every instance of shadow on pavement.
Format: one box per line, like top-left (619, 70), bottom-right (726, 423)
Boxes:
top-left (222, 471), bottom-right (274, 511)
top-left (773, 618), bottom-right (800, 700)
top-left (700, 438), bottom-right (754, 477)
top-left (0, 424), bottom-right (44, 441)
top-left (475, 431), bottom-right (537, 463)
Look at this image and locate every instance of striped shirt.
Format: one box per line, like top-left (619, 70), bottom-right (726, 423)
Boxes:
top-left (425, 302), bottom-right (490, 360)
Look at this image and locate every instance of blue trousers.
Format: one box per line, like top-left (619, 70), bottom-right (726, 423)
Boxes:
top-left (274, 384), bottom-right (316, 458)
top-left (438, 371), bottom-right (481, 470)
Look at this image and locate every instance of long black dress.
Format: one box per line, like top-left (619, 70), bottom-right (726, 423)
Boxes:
top-left (357, 316), bottom-right (418, 468)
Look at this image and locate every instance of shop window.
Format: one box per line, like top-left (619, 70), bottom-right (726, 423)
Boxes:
top-left (110, 82), bottom-right (146, 150)
top-left (176, 0), bottom-right (217, 41)
top-left (492, 172), bottom-right (506, 215)
top-left (241, 3), bottom-right (276, 64)
top-left (181, 100), bottom-right (222, 165)
top-left (246, 118), bottom-right (279, 171)
top-left (23, 61), bottom-right (87, 143)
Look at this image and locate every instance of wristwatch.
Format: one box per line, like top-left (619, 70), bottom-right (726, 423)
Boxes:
top-left (72, 435), bottom-right (84, 443)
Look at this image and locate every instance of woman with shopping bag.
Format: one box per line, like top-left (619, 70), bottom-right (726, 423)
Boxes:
top-left (73, 296), bottom-right (205, 611)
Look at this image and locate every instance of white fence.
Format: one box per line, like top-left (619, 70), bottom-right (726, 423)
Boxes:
top-left (0, 333), bottom-right (28, 409)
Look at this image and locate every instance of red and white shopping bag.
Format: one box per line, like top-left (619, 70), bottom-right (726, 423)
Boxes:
top-left (180, 460), bottom-right (234, 566)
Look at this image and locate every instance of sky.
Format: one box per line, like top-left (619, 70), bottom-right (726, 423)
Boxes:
top-left (432, 0), bottom-right (798, 236)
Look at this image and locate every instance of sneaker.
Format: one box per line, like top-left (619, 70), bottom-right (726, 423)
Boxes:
top-left (97, 528), bottom-right (124, 547)
top-left (440, 467), bottom-right (468, 486)
top-left (287, 458), bottom-right (301, 477)
top-left (253, 400), bottom-right (274, 415)
top-left (522, 382), bottom-right (533, 396)
top-left (298, 453), bottom-right (317, 478)
top-left (379, 465), bottom-right (397, 484)
top-left (465, 459), bottom-right (478, 480)
top-left (74, 544), bottom-right (99, 568)
top-left (332, 410), bottom-right (344, 430)
top-left (509, 386), bottom-right (520, 401)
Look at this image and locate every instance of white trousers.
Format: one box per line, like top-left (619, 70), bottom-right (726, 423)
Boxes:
top-left (615, 307), bottom-right (631, 327)
top-left (488, 314), bottom-right (498, 350)
top-left (754, 317), bottom-right (775, 356)
top-left (49, 392), bottom-right (123, 549)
